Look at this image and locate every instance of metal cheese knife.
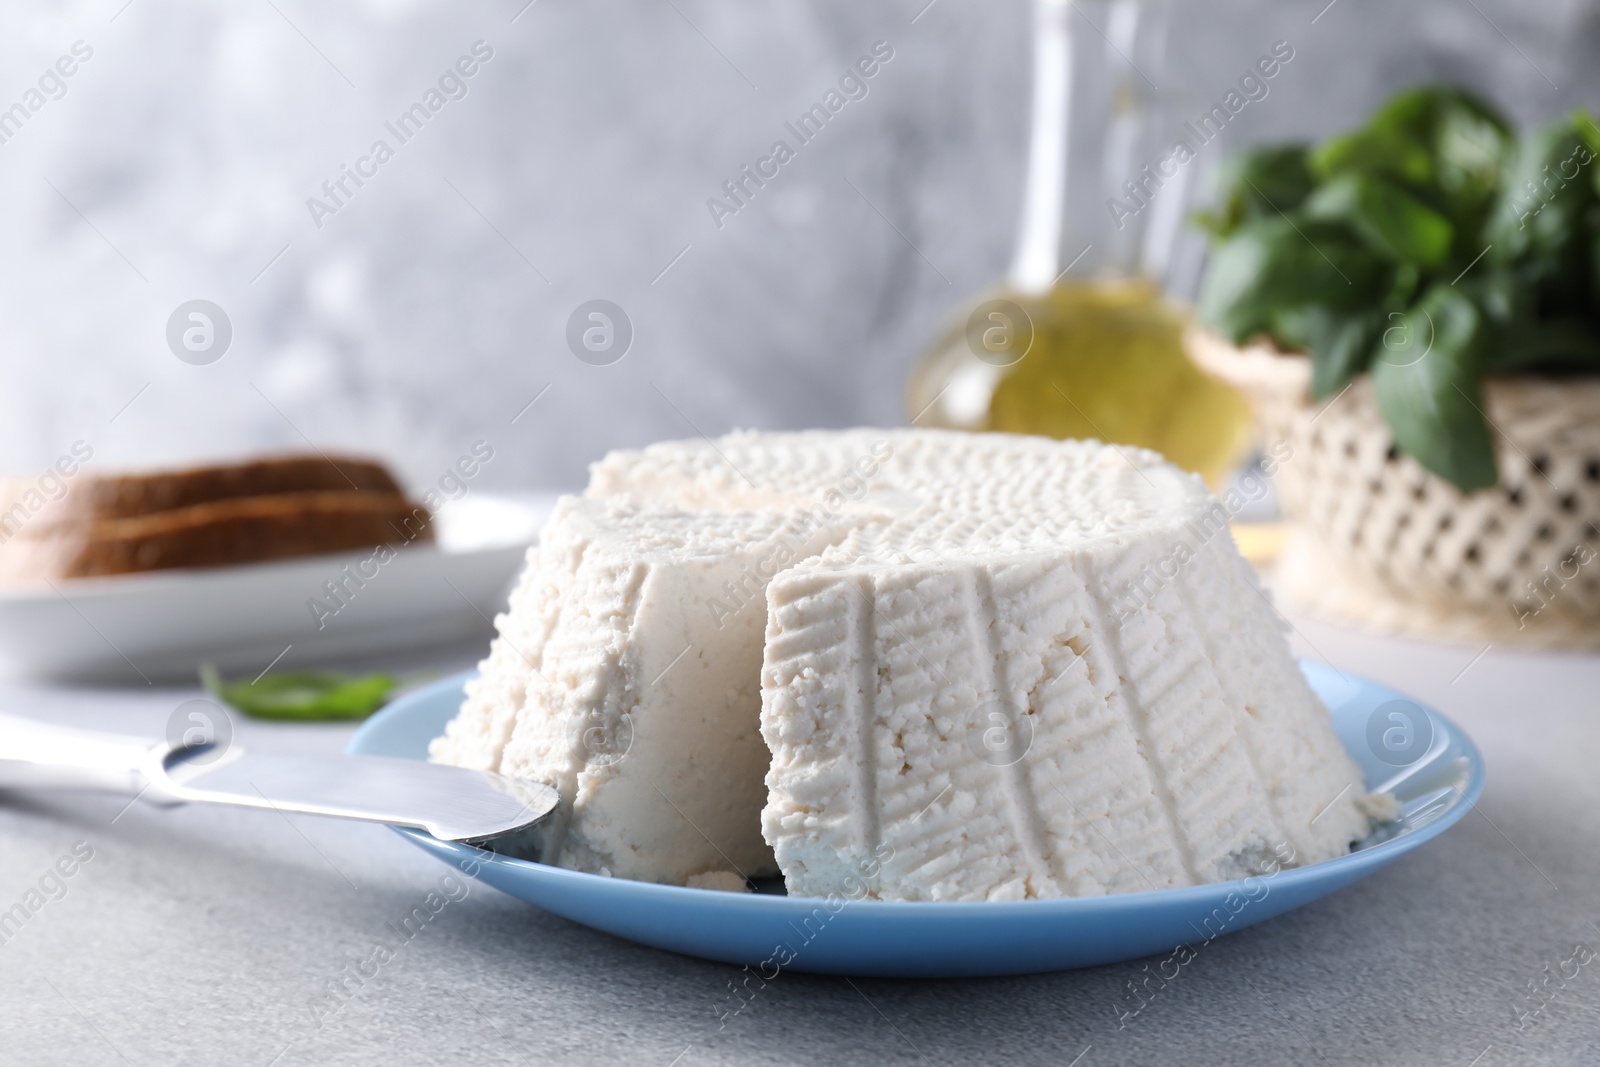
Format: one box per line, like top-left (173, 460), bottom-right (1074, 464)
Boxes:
top-left (0, 713), bottom-right (558, 844)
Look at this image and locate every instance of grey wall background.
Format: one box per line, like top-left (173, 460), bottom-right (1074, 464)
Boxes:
top-left (0, 0), bottom-right (1596, 491)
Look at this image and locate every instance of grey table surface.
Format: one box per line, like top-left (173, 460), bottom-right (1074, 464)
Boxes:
top-left (0, 612), bottom-right (1595, 1067)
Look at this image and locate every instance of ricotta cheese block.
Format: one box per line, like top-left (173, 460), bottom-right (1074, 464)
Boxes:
top-left (432, 429), bottom-right (1388, 899)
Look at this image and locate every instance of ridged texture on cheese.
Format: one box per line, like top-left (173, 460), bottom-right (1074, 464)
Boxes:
top-left (435, 429), bottom-right (1383, 896)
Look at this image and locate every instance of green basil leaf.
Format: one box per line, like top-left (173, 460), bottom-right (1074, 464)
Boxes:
top-left (1433, 96), bottom-right (1514, 188)
top-left (1311, 127), bottom-right (1435, 188)
top-left (1486, 115), bottom-right (1597, 268)
top-left (200, 664), bottom-right (398, 721)
top-left (1313, 85), bottom-right (1510, 240)
top-left (1426, 90), bottom-right (1515, 224)
top-left (1386, 263), bottom-right (1422, 308)
top-left (1370, 285), bottom-right (1497, 491)
top-left (1459, 268), bottom-right (1538, 373)
top-left (1313, 85), bottom-right (1510, 187)
top-left (1574, 108), bottom-right (1600, 184)
top-left (1197, 218), bottom-right (1387, 342)
top-left (1299, 306), bottom-right (1382, 400)
top-left (1457, 268), bottom-right (1532, 327)
top-left (1305, 172), bottom-right (1454, 267)
top-left (1194, 145), bottom-right (1315, 237)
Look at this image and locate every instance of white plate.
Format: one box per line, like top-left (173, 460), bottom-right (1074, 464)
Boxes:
top-left (0, 492), bottom-right (559, 682)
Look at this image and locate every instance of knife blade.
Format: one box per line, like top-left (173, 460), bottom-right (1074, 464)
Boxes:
top-left (0, 712), bottom-right (558, 844)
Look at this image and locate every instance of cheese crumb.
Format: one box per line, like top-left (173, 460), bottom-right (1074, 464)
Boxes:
top-left (685, 870), bottom-right (752, 893)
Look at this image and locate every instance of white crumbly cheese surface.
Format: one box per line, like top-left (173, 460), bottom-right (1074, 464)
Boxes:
top-left (432, 429), bottom-right (1385, 898)
top-left (430, 496), bottom-right (860, 883)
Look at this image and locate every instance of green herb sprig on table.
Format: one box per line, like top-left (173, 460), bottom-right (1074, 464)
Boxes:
top-left (200, 663), bottom-right (400, 721)
top-left (1196, 85), bottom-right (1600, 491)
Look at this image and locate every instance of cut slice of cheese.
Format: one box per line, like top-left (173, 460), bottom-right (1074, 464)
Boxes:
top-left (431, 495), bottom-right (864, 884)
top-left (431, 429), bottom-right (1386, 898)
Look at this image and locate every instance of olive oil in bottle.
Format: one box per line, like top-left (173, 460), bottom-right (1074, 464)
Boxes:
top-left (906, 278), bottom-right (1253, 487)
top-left (905, 0), bottom-right (1252, 488)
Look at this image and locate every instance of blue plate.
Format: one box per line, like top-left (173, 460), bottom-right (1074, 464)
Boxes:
top-left (348, 662), bottom-right (1482, 977)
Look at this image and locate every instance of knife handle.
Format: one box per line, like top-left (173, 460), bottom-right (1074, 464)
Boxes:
top-left (0, 713), bottom-right (164, 794)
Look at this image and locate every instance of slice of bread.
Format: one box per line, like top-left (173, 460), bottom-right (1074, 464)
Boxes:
top-left (0, 454), bottom-right (434, 583)
top-left (0, 490), bottom-right (432, 581)
top-left (0, 454), bottom-right (403, 527)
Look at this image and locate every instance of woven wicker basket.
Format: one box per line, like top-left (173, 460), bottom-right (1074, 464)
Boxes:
top-left (1188, 327), bottom-right (1600, 648)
